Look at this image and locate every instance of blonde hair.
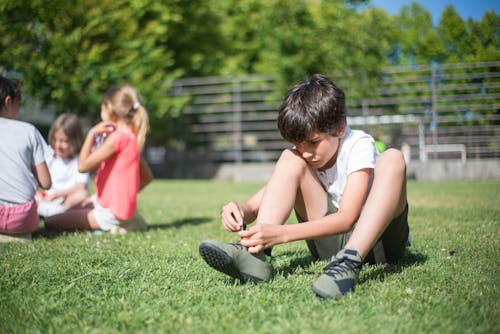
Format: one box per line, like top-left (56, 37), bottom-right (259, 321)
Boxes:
top-left (102, 84), bottom-right (149, 150)
top-left (48, 113), bottom-right (84, 159)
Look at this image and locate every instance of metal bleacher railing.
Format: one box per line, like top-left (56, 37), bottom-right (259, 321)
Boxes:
top-left (168, 62), bottom-right (500, 163)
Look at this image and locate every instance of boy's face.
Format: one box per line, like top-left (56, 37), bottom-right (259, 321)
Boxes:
top-left (294, 130), bottom-right (345, 170)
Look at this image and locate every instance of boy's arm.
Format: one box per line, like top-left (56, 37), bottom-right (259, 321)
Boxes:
top-left (239, 169), bottom-right (371, 252)
top-left (221, 186), bottom-right (265, 231)
top-left (240, 186), bottom-right (265, 223)
top-left (285, 168), bottom-right (371, 240)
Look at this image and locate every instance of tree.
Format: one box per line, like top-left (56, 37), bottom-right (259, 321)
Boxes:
top-left (163, 0), bottom-right (226, 77)
top-left (437, 5), bottom-right (470, 62)
top-left (215, 0), bottom-right (395, 99)
top-left (0, 0), bottom-right (183, 144)
top-left (393, 2), bottom-right (446, 65)
top-left (465, 10), bottom-right (500, 62)
top-left (1, 0), bottom-right (495, 148)
top-left (210, 0), bottom-right (270, 76)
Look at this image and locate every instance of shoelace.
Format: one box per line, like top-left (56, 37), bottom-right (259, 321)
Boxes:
top-left (229, 243), bottom-right (271, 262)
top-left (229, 243), bottom-right (247, 250)
top-left (323, 257), bottom-right (361, 277)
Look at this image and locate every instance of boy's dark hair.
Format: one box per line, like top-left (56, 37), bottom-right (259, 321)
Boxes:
top-left (0, 75), bottom-right (22, 111)
top-left (277, 74), bottom-right (346, 143)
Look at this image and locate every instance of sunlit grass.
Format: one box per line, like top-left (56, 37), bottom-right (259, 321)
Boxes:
top-left (1, 180), bottom-right (499, 333)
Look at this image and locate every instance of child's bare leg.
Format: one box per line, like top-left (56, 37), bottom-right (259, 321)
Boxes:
top-left (199, 149), bottom-right (326, 283)
top-left (256, 149), bottom-right (327, 226)
top-left (344, 148), bottom-right (407, 259)
top-left (64, 189), bottom-right (90, 208)
top-left (44, 208), bottom-right (100, 231)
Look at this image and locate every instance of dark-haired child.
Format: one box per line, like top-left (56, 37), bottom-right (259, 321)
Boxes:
top-left (0, 75), bottom-right (51, 241)
top-left (199, 74), bottom-right (410, 299)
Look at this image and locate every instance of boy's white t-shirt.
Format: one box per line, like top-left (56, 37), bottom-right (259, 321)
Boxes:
top-left (45, 147), bottom-right (90, 194)
top-left (314, 126), bottom-right (377, 208)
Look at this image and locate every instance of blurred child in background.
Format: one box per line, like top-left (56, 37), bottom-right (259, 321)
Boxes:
top-left (45, 84), bottom-right (153, 234)
top-left (0, 75), bottom-right (51, 241)
top-left (37, 113), bottom-right (90, 218)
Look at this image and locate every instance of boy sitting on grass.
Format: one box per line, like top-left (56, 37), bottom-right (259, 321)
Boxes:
top-left (199, 74), bottom-right (410, 299)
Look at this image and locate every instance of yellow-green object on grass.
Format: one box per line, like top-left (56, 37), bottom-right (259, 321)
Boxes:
top-left (375, 140), bottom-right (387, 154)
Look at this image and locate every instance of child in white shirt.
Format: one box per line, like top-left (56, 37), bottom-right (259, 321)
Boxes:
top-left (37, 113), bottom-right (90, 217)
top-left (199, 74), bottom-right (410, 299)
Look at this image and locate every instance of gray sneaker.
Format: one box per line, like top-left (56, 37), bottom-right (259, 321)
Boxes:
top-left (199, 239), bottom-right (272, 283)
top-left (311, 248), bottom-right (363, 299)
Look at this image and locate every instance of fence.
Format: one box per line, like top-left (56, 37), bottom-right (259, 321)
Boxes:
top-left (166, 62), bottom-right (500, 164)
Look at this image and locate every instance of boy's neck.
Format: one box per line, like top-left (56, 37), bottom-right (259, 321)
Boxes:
top-left (319, 148), bottom-right (340, 171)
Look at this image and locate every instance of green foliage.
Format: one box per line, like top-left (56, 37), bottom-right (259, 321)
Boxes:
top-left (0, 180), bottom-right (499, 333)
top-left (465, 11), bottom-right (500, 62)
top-left (163, 0), bottom-right (226, 77)
top-left (215, 0), bottom-right (395, 98)
top-left (0, 0), bottom-right (498, 145)
top-left (393, 2), bottom-right (446, 65)
top-left (0, 0), bottom-right (183, 144)
top-left (392, 2), bottom-right (500, 65)
top-left (438, 5), bottom-right (470, 61)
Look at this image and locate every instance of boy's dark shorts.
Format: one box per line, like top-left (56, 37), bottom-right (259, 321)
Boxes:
top-left (296, 199), bottom-right (410, 265)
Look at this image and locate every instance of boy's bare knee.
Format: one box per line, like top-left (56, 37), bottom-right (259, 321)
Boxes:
top-left (376, 148), bottom-right (406, 174)
top-left (277, 149), bottom-right (309, 175)
top-left (279, 148), bottom-right (305, 164)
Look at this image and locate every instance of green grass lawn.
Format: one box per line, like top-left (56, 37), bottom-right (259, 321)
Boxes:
top-left (1, 180), bottom-right (499, 333)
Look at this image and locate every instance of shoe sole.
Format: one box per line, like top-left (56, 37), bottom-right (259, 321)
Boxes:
top-left (311, 284), bottom-right (333, 299)
top-left (199, 242), bottom-right (263, 283)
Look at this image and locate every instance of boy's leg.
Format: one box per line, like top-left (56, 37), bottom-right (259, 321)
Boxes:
top-left (295, 198), bottom-right (351, 261)
top-left (312, 149), bottom-right (407, 298)
top-left (256, 148), bottom-right (328, 226)
top-left (344, 148), bottom-right (408, 258)
top-left (200, 148), bottom-right (327, 282)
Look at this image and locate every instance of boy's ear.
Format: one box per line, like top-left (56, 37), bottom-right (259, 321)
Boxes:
top-left (338, 125), bottom-right (347, 138)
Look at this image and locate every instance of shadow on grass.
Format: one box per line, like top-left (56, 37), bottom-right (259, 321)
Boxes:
top-left (33, 228), bottom-right (70, 240)
top-left (33, 216), bottom-right (212, 240)
top-left (359, 249), bottom-right (428, 284)
top-left (211, 249), bottom-right (427, 286)
top-left (213, 250), bottom-right (317, 285)
top-left (274, 250), bottom-right (317, 278)
top-left (147, 217), bottom-right (212, 230)
top-left (272, 248), bottom-right (427, 281)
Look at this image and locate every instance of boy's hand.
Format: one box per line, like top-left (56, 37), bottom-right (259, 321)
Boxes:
top-left (220, 201), bottom-right (245, 232)
top-left (238, 224), bottom-right (285, 253)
